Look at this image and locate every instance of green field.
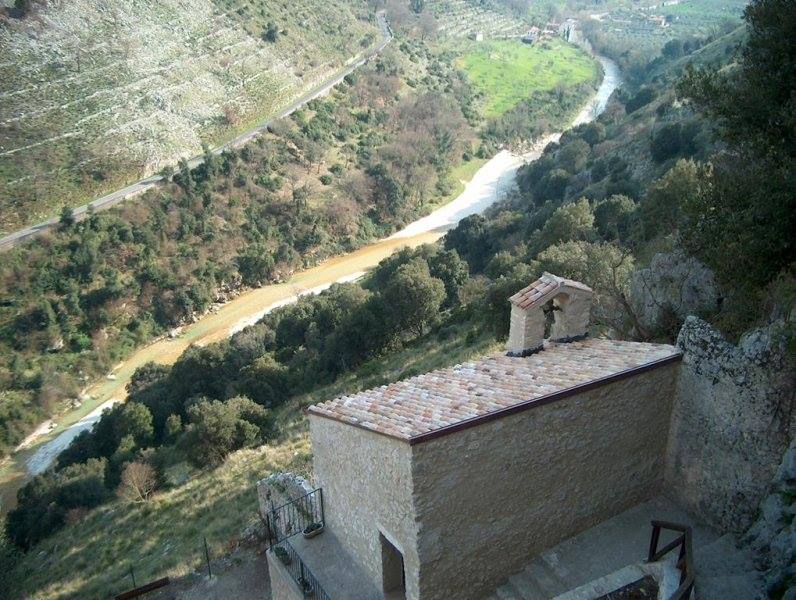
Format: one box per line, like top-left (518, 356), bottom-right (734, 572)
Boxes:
top-left (457, 38), bottom-right (601, 118)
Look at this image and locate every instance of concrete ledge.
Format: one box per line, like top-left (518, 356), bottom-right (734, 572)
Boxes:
top-left (266, 549), bottom-right (304, 600)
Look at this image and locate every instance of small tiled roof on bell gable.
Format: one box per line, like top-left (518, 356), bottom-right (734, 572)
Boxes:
top-left (508, 272), bottom-right (593, 311)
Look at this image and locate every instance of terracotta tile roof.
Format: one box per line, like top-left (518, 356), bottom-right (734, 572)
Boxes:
top-left (509, 272), bottom-right (593, 310)
top-left (308, 338), bottom-right (680, 443)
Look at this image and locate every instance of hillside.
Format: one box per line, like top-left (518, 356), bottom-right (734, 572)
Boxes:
top-left (0, 0), bottom-right (376, 233)
top-left (1, 322), bottom-right (500, 600)
top-left (0, 0), bottom-right (601, 465)
top-left (2, 1), bottom-right (794, 596)
top-left (582, 0), bottom-right (747, 79)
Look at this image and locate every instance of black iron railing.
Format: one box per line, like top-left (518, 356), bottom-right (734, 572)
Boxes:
top-left (647, 520), bottom-right (695, 600)
top-left (264, 487), bottom-right (324, 548)
top-left (273, 540), bottom-right (331, 600)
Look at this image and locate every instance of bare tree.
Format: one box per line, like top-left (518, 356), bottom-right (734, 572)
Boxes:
top-left (118, 461), bottom-right (157, 503)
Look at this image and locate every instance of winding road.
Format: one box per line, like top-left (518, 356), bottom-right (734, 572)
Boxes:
top-left (0, 13), bottom-right (392, 251)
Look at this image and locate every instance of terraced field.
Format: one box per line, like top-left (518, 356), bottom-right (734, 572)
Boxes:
top-left (429, 0), bottom-right (528, 39)
top-left (0, 0), bottom-right (376, 232)
top-left (591, 0), bottom-right (747, 56)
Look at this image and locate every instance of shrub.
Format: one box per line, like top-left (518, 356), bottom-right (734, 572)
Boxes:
top-left (650, 123), bottom-right (683, 162)
top-left (624, 87), bottom-right (656, 113)
top-left (184, 397), bottom-right (270, 467)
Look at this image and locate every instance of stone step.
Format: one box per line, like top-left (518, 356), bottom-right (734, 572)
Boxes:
top-left (552, 564), bottom-right (649, 600)
top-left (696, 573), bottom-right (765, 600)
top-left (694, 534), bottom-right (755, 577)
top-left (495, 586), bottom-right (522, 600)
top-left (490, 495), bottom-right (721, 599)
top-left (526, 557), bottom-right (569, 596)
top-left (507, 569), bottom-right (548, 600)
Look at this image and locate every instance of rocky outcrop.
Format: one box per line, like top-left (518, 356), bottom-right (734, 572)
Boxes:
top-left (257, 472), bottom-right (314, 519)
top-left (629, 251), bottom-right (719, 336)
top-left (665, 316), bottom-right (795, 533)
top-left (742, 439), bottom-right (796, 598)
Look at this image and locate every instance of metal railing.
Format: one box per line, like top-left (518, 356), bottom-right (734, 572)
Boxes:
top-left (647, 520), bottom-right (695, 600)
top-left (273, 540), bottom-right (331, 600)
top-left (263, 487), bottom-right (324, 548)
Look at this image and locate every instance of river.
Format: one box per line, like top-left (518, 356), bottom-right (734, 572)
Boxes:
top-left (11, 54), bottom-right (622, 492)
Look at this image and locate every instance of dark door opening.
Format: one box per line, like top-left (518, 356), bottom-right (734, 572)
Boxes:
top-left (380, 532), bottom-right (406, 599)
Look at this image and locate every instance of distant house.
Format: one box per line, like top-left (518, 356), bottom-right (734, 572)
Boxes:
top-left (521, 26), bottom-right (540, 45)
top-left (470, 31), bottom-right (484, 42)
top-left (649, 14), bottom-right (668, 27)
top-left (259, 272), bottom-right (743, 599)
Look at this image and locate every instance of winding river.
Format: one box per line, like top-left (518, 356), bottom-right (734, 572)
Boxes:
top-left (2, 54), bottom-right (622, 507)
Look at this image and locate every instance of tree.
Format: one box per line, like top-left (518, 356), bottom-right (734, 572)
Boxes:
top-left (175, 158), bottom-right (194, 194)
top-left (262, 22), bottom-right (279, 43)
top-left (638, 160), bottom-right (702, 241)
top-left (14, 0), bottom-right (32, 16)
top-left (678, 0), bottom-right (796, 158)
top-left (410, 0), bottom-right (425, 14)
top-left (624, 87), bottom-right (656, 114)
top-left (236, 244), bottom-right (275, 286)
top-left (114, 402), bottom-right (154, 448)
top-left (445, 214), bottom-right (493, 273)
top-left (538, 168), bottom-right (570, 203)
top-left (185, 397), bottom-right (270, 466)
top-left (557, 139), bottom-right (590, 173)
top-left (661, 39), bottom-right (684, 60)
top-left (537, 198), bottom-right (595, 250)
top-left (59, 205), bottom-right (75, 228)
top-left (675, 0), bottom-right (796, 298)
top-left (117, 461), bottom-right (157, 503)
top-left (239, 354), bottom-right (291, 407)
top-left (127, 363), bottom-right (170, 398)
top-left (381, 259), bottom-right (445, 337)
top-left (427, 249), bottom-right (469, 308)
top-left (7, 458), bottom-right (107, 549)
top-left (650, 123), bottom-right (683, 162)
top-left (593, 195), bottom-right (636, 242)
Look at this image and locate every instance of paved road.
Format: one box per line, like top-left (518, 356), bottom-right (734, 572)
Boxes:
top-left (0, 13), bottom-right (391, 252)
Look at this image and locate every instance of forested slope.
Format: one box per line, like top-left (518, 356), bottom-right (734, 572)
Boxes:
top-left (0, 7), bottom-right (598, 460)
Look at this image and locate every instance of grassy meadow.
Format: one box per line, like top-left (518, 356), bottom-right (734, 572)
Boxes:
top-left (457, 38), bottom-right (601, 118)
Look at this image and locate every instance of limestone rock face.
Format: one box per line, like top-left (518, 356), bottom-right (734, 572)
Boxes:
top-left (742, 439), bottom-right (796, 598)
top-left (666, 316), bottom-right (795, 533)
top-left (629, 251), bottom-right (718, 335)
top-left (257, 472), bottom-right (314, 521)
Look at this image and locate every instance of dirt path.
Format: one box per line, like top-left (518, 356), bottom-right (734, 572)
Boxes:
top-left (151, 549), bottom-right (272, 600)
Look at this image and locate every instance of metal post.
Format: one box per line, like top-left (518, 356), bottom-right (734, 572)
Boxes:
top-left (204, 537), bottom-right (212, 579)
top-left (319, 488), bottom-right (325, 525)
top-left (647, 524), bottom-right (660, 562)
top-left (129, 567), bottom-right (136, 589)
